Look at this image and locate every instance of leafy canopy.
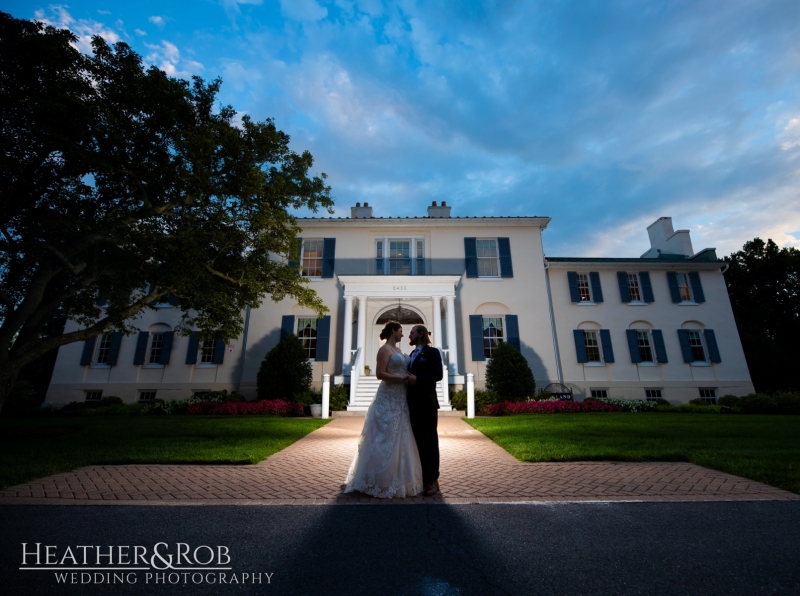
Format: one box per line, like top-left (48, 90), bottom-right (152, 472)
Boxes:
top-left (485, 341), bottom-right (536, 401)
top-left (257, 334), bottom-right (313, 402)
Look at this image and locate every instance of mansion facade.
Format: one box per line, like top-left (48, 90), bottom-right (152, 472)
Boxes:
top-left (46, 203), bottom-right (754, 408)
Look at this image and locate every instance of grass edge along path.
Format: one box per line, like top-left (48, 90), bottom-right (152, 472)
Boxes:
top-left (0, 416), bottom-right (329, 491)
top-left (465, 413), bottom-right (800, 495)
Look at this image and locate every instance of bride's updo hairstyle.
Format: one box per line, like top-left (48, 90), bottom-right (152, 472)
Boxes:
top-left (379, 321), bottom-right (402, 340)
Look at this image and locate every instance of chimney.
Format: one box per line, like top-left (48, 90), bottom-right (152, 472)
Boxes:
top-left (640, 217), bottom-right (694, 258)
top-left (427, 200), bottom-right (451, 218)
top-left (350, 201), bottom-right (373, 218)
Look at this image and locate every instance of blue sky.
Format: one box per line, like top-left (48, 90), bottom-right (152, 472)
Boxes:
top-left (7, 0), bottom-right (800, 257)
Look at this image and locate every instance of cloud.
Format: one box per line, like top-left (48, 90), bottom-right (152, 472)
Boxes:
top-left (134, 28), bottom-right (147, 36)
top-left (148, 15), bottom-right (166, 27)
top-left (34, 5), bottom-right (120, 53)
top-left (279, 0), bottom-right (327, 22)
top-left (144, 41), bottom-right (204, 78)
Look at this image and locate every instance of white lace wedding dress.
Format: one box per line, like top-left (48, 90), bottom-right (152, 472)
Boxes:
top-left (343, 351), bottom-right (424, 498)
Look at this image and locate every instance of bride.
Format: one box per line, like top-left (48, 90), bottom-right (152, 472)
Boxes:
top-left (343, 322), bottom-right (424, 498)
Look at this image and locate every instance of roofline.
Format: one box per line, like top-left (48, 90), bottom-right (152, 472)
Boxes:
top-left (545, 257), bottom-right (724, 270)
top-left (295, 216), bottom-right (551, 229)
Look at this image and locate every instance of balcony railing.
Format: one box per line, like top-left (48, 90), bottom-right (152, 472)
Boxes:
top-left (329, 258), bottom-right (466, 276)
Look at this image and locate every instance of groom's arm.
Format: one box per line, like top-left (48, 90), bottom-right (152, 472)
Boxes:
top-left (414, 347), bottom-right (443, 384)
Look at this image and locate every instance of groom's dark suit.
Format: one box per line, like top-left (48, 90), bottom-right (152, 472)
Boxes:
top-left (407, 345), bottom-right (443, 486)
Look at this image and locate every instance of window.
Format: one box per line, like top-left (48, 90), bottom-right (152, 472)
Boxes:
top-left (302, 239), bottom-right (324, 277)
top-left (297, 318), bottom-right (318, 359)
top-left (645, 389), bottom-right (663, 401)
top-left (584, 331), bottom-right (601, 362)
top-left (482, 317), bottom-right (504, 358)
top-left (389, 240), bottom-right (411, 274)
top-left (199, 338), bottom-right (216, 363)
top-left (577, 273), bottom-right (592, 302)
top-left (628, 274), bottom-right (642, 302)
top-left (676, 273), bottom-right (692, 302)
top-left (376, 240), bottom-right (384, 274)
top-left (416, 240), bottom-right (425, 275)
top-left (138, 391), bottom-right (157, 402)
top-left (477, 239), bottom-right (499, 277)
top-left (699, 388), bottom-right (717, 405)
top-left (148, 333), bottom-right (165, 364)
top-left (688, 331), bottom-right (706, 362)
top-left (85, 390), bottom-right (103, 402)
top-left (636, 331), bottom-right (654, 362)
top-left (590, 389), bottom-right (608, 398)
top-left (95, 334), bottom-right (112, 364)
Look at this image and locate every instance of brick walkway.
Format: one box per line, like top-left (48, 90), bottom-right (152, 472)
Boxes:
top-left (0, 417), bottom-right (795, 505)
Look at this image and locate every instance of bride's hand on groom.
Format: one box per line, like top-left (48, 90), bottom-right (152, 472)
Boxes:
top-left (407, 372), bottom-right (417, 385)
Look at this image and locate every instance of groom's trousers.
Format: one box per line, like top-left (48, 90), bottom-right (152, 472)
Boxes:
top-left (408, 403), bottom-right (439, 485)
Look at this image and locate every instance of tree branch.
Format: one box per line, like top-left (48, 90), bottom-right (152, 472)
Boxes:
top-left (42, 243), bottom-right (87, 275)
top-left (203, 262), bottom-right (244, 285)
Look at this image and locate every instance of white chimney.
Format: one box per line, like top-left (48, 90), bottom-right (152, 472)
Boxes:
top-left (427, 200), bottom-right (451, 218)
top-left (640, 217), bottom-right (694, 258)
top-left (350, 202), bottom-right (373, 218)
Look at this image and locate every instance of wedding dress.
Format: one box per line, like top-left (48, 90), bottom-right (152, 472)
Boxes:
top-left (343, 351), bottom-right (424, 498)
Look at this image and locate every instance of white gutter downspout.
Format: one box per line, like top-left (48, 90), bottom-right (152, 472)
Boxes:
top-left (237, 305), bottom-right (252, 392)
top-left (541, 234), bottom-right (564, 384)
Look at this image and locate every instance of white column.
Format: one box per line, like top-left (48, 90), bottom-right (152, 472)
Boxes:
top-left (432, 296), bottom-right (443, 349)
top-left (467, 373), bottom-right (475, 419)
top-left (342, 296), bottom-right (353, 373)
top-left (445, 295), bottom-right (458, 375)
top-left (321, 374), bottom-right (330, 419)
top-left (356, 295), bottom-right (367, 354)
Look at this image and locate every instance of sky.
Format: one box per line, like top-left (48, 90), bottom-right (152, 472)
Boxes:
top-left (5, 0), bottom-right (800, 258)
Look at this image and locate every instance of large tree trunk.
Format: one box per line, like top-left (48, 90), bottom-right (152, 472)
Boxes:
top-left (0, 362), bottom-right (19, 415)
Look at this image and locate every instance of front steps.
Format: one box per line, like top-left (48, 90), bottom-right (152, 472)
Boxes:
top-left (346, 375), bottom-right (452, 412)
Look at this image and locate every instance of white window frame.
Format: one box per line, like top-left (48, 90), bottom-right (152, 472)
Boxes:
top-left (375, 236), bottom-right (425, 275)
top-left (645, 389), bottom-right (663, 401)
top-left (687, 330), bottom-right (710, 365)
top-left (197, 336), bottom-right (216, 366)
top-left (138, 390), bottom-right (157, 402)
top-left (576, 273), bottom-right (595, 304)
top-left (590, 389), bottom-right (608, 398)
top-left (301, 238), bottom-right (324, 278)
top-left (627, 273), bottom-right (644, 304)
top-left (635, 330), bottom-right (657, 366)
top-left (476, 238), bottom-right (501, 278)
top-left (698, 388), bottom-right (717, 404)
top-left (84, 390), bottom-right (103, 402)
top-left (92, 334), bottom-right (113, 368)
top-left (481, 316), bottom-right (504, 359)
top-left (583, 330), bottom-right (604, 366)
top-left (145, 332), bottom-right (166, 368)
top-left (297, 317), bottom-right (318, 360)
top-left (676, 273), bottom-right (696, 304)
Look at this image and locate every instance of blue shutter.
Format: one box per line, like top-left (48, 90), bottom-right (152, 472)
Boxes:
top-left (160, 331), bottom-right (174, 365)
top-left (567, 272), bottom-right (581, 302)
top-left (469, 315), bottom-right (485, 361)
top-left (704, 329), bottom-right (721, 363)
top-left (667, 272), bottom-right (681, 303)
top-left (212, 339), bottom-right (225, 364)
top-left (80, 336), bottom-right (97, 366)
top-left (652, 329), bottom-right (668, 363)
top-left (689, 272), bottom-right (705, 303)
top-left (617, 272), bottom-right (631, 303)
top-left (626, 329), bottom-right (642, 363)
top-left (573, 330), bottom-right (588, 363)
top-left (289, 238), bottom-right (302, 268)
top-left (281, 315), bottom-right (295, 340)
top-left (107, 332), bottom-right (123, 366)
top-left (599, 329), bottom-right (614, 363)
top-left (315, 315), bottom-right (331, 361)
top-left (464, 238), bottom-right (478, 278)
top-left (133, 332), bottom-right (149, 365)
top-left (639, 272), bottom-right (654, 303)
top-left (677, 330), bottom-right (693, 363)
top-left (589, 272), bottom-right (603, 302)
top-left (322, 238), bottom-right (336, 278)
top-left (505, 315), bottom-right (520, 351)
top-left (186, 332), bottom-right (200, 364)
top-left (498, 238), bottom-right (513, 278)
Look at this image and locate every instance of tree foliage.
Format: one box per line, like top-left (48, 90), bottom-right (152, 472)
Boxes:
top-left (0, 12), bottom-right (332, 410)
top-left (724, 238), bottom-right (800, 393)
top-left (257, 334), bottom-right (313, 401)
top-left (485, 341), bottom-right (536, 401)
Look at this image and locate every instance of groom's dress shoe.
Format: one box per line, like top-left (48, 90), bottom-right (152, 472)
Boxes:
top-left (422, 481), bottom-right (440, 496)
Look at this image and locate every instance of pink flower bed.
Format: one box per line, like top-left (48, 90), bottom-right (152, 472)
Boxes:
top-left (187, 399), bottom-right (305, 417)
top-left (481, 400), bottom-right (624, 416)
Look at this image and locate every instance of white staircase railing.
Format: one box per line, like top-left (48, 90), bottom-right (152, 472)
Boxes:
top-left (348, 347), bottom-right (363, 407)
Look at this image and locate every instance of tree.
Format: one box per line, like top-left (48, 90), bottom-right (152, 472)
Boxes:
top-left (257, 334), bottom-right (313, 401)
top-left (485, 341), bottom-right (536, 400)
top-left (0, 12), bottom-right (332, 412)
top-left (724, 238), bottom-right (800, 393)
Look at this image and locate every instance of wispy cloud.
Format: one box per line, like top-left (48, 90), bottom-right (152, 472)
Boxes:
top-left (145, 40), bottom-right (203, 78)
top-left (148, 15), bottom-right (166, 27)
top-left (34, 5), bottom-right (120, 53)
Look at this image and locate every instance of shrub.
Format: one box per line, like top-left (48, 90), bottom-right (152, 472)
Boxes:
top-left (257, 334), bottom-right (313, 402)
top-left (485, 341), bottom-right (535, 401)
top-left (295, 390), bottom-right (321, 406)
top-left (774, 392), bottom-right (800, 415)
top-left (718, 394), bottom-right (741, 408)
top-left (187, 399), bottom-right (304, 416)
top-left (450, 388), bottom-right (500, 411)
top-left (328, 384), bottom-right (349, 412)
top-left (656, 404), bottom-right (721, 414)
top-left (533, 390), bottom-right (553, 401)
top-left (142, 393), bottom-right (226, 415)
top-left (481, 400), bottom-right (624, 415)
top-left (740, 393), bottom-right (777, 414)
top-left (597, 397), bottom-right (658, 412)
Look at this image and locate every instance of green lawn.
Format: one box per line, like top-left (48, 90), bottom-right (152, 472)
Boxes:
top-left (466, 413), bottom-right (800, 494)
top-left (0, 416), bottom-right (329, 490)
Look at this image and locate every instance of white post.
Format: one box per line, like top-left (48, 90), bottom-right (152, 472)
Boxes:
top-left (322, 373), bottom-right (330, 419)
top-left (445, 295), bottom-right (458, 374)
top-left (342, 296), bottom-right (353, 374)
top-left (432, 296), bottom-right (442, 348)
top-left (467, 373), bottom-right (475, 419)
top-left (356, 296), bottom-right (367, 367)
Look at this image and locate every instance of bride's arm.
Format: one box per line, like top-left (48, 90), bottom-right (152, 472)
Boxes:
top-left (375, 348), bottom-right (408, 382)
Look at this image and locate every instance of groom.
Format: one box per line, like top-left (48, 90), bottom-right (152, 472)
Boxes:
top-left (407, 325), bottom-right (443, 496)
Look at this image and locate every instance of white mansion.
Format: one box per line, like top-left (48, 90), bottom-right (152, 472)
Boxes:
top-left (46, 203), bottom-right (754, 408)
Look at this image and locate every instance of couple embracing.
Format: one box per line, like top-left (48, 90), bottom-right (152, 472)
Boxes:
top-left (343, 322), bottom-right (443, 498)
